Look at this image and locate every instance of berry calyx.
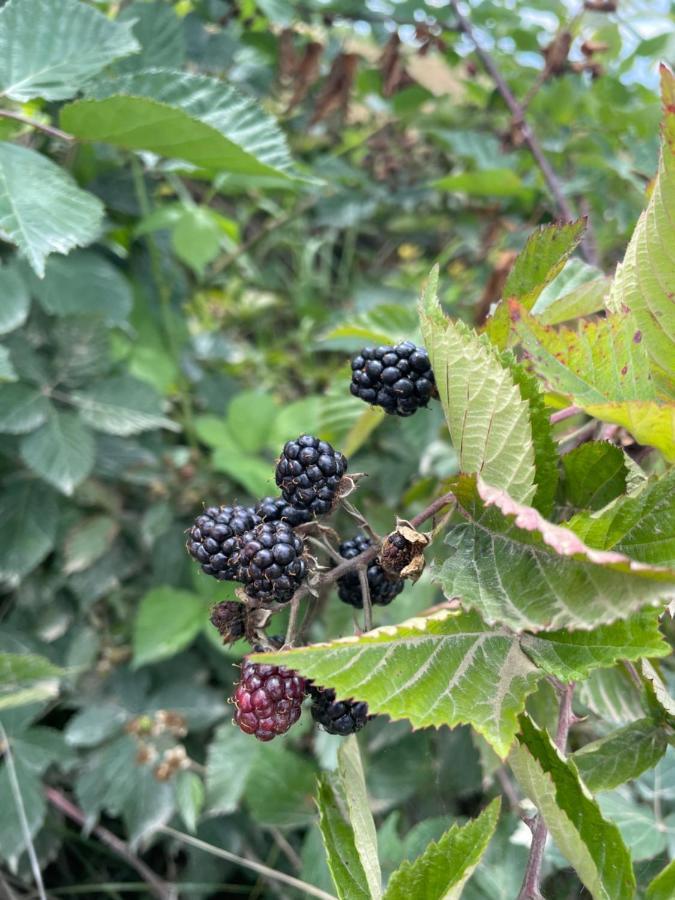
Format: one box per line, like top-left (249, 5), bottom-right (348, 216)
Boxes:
top-left (187, 505), bottom-right (260, 581)
top-left (233, 659), bottom-right (306, 741)
top-left (350, 341), bottom-right (435, 417)
top-left (239, 521), bottom-right (307, 603)
top-left (275, 434), bottom-right (348, 517)
top-left (309, 685), bottom-right (370, 736)
top-left (335, 534), bottom-right (405, 608)
top-left (210, 600), bottom-right (247, 645)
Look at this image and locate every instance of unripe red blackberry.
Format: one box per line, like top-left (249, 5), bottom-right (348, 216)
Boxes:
top-left (350, 341), bottom-right (435, 416)
top-left (309, 685), bottom-right (369, 736)
top-left (233, 659), bottom-right (306, 741)
top-left (275, 434), bottom-right (348, 517)
top-left (187, 505), bottom-right (260, 580)
top-left (239, 521), bottom-right (307, 603)
top-left (255, 496), bottom-right (312, 527)
top-left (335, 534), bottom-right (404, 608)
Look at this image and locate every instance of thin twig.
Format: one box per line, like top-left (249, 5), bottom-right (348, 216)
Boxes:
top-left (448, 1), bottom-right (594, 264)
top-left (410, 491), bottom-right (456, 528)
top-left (0, 108), bottom-right (73, 142)
top-left (159, 826), bottom-right (337, 900)
top-left (517, 683), bottom-right (576, 900)
top-left (284, 584), bottom-right (310, 646)
top-left (268, 828), bottom-right (302, 872)
top-left (341, 499), bottom-right (381, 542)
top-left (45, 788), bottom-right (174, 900)
top-left (306, 535), bottom-right (343, 564)
top-left (549, 405), bottom-right (582, 424)
top-left (358, 566), bottom-right (373, 632)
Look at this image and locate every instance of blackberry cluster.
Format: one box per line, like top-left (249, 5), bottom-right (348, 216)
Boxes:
top-left (255, 496), bottom-right (311, 527)
top-left (350, 341), bottom-right (435, 416)
top-left (234, 660), bottom-right (306, 742)
top-left (310, 686), bottom-right (370, 736)
top-left (239, 521), bottom-right (307, 604)
top-left (335, 534), bottom-right (405, 608)
top-left (276, 434), bottom-right (348, 517)
top-left (187, 505), bottom-right (260, 580)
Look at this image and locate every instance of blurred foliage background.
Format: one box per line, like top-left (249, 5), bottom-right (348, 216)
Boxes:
top-left (1, 0), bottom-right (674, 896)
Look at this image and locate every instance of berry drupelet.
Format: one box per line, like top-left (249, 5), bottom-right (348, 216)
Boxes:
top-left (187, 505), bottom-right (260, 581)
top-left (335, 534), bottom-right (405, 608)
top-left (239, 521), bottom-right (307, 604)
top-left (275, 434), bottom-right (348, 517)
top-left (233, 660), bottom-right (306, 741)
top-left (350, 341), bottom-right (435, 417)
top-left (255, 496), bottom-right (312, 527)
top-left (310, 686), bottom-right (370, 736)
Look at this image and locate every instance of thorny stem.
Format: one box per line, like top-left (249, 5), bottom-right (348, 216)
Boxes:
top-left (447, 0), bottom-right (596, 264)
top-left (45, 787), bottom-right (174, 900)
top-left (517, 683), bottom-right (576, 900)
top-left (0, 108), bottom-right (74, 141)
top-left (358, 565), bottom-right (373, 632)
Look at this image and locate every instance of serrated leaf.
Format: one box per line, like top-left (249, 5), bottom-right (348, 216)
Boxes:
top-left (597, 791), bottom-right (669, 861)
top-left (572, 719), bottom-right (668, 792)
top-left (175, 770), bottom-right (204, 834)
top-left (123, 764), bottom-right (175, 850)
top-left (538, 277), bottom-right (610, 325)
top-left (437, 475), bottom-right (674, 631)
top-left (63, 515), bottom-right (119, 575)
top-left (384, 798), bottom-right (500, 900)
top-left (419, 269), bottom-right (536, 504)
top-left (323, 304), bottom-right (419, 345)
top-left (71, 375), bottom-right (179, 436)
top-left (0, 384), bottom-right (49, 434)
top-left (132, 587), bottom-right (206, 668)
top-left (226, 391), bottom-right (278, 453)
top-left (509, 715), bottom-right (635, 900)
top-left (578, 666), bottom-right (647, 725)
top-left (118, 0), bottom-right (185, 73)
top-left (0, 653), bottom-right (63, 712)
top-left (0, 0), bottom-right (139, 101)
top-left (244, 744), bottom-right (317, 827)
top-left (486, 219), bottom-right (586, 348)
top-left (316, 775), bottom-right (370, 900)
top-left (20, 410), bottom-right (95, 495)
top-left (0, 261), bottom-right (30, 335)
top-left (607, 67), bottom-right (675, 381)
top-left (511, 303), bottom-right (675, 460)
top-left (205, 724), bottom-right (260, 815)
top-left (0, 481), bottom-right (59, 586)
top-left (646, 859), bottom-right (675, 900)
top-left (338, 737), bottom-right (382, 900)
top-left (62, 69), bottom-right (298, 178)
top-left (559, 442), bottom-right (627, 512)
top-left (0, 143), bottom-right (103, 277)
top-left (32, 250), bottom-right (132, 324)
top-left (641, 659), bottom-right (675, 724)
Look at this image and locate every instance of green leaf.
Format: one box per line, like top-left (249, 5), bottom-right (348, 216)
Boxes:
top-left (244, 744), bottom-right (317, 827)
top-left (171, 206), bottom-right (226, 275)
top-left (226, 391), bottom-right (278, 454)
top-left (641, 659), bottom-right (675, 724)
top-left (118, 0), bottom-right (185, 73)
top-left (211, 448), bottom-right (275, 497)
top-left (0, 752), bottom-right (45, 864)
top-left (316, 775), bottom-right (370, 900)
top-left (175, 770), bottom-right (204, 834)
top-left (205, 724), bottom-right (260, 815)
top-left (0, 481), bottom-right (59, 586)
top-left (559, 442), bottom-right (627, 512)
top-left (20, 410), bottom-right (95, 495)
top-left (572, 719), bottom-right (668, 792)
top-left (72, 375), bottom-right (179, 436)
top-left (578, 666), bottom-right (647, 725)
top-left (323, 304), bottom-right (419, 346)
top-left (0, 0), bottom-right (139, 101)
top-left (122, 764), bottom-right (175, 850)
top-left (132, 587), bottom-right (206, 668)
top-left (32, 250), bottom-right (132, 324)
top-left (485, 219), bottom-right (586, 348)
top-left (338, 736), bottom-right (382, 900)
top-left (646, 859), bottom-right (675, 900)
top-left (384, 798), bottom-right (501, 900)
top-left (437, 475), bottom-right (674, 631)
top-left (0, 261), bottom-right (30, 335)
top-left (419, 269), bottom-right (537, 504)
top-left (509, 715), bottom-right (635, 900)
top-left (63, 515), bottom-right (119, 575)
top-left (0, 345), bottom-right (16, 382)
top-left (597, 792), bottom-right (668, 861)
top-left (511, 303), bottom-right (675, 461)
top-left (0, 384), bottom-right (49, 434)
top-left (0, 142), bottom-right (103, 277)
top-left (538, 277), bottom-right (610, 325)
top-left (64, 704), bottom-right (128, 748)
top-left (434, 168), bottom-right (529, 197)
top-left (607, 67), bottom-right (675, 381)
top-left (0, 652), bottom-right (63, 711)
top-left (62, 70), bottom-right (298, 178)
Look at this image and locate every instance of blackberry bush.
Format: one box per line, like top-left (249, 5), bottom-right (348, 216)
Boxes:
top-left (239, 520), bottom-right (307, 603)
top-left (335, 534), bottom-right (405, 608)
top-left (275, 434), bottom-right (348, 516)
top-left (310, 685), bottom-right (370, 736)
top-left (233, 659), bottom-right (306, 741)
top-left (350, 341), bottom-right (435, 416)
top-left (187, 505), bottom-right (260, 580)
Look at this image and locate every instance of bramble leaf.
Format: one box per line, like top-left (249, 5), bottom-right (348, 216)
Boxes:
top-left (316, 775), bottom-right (370, 900)
top-left (572, 719), bottom-right (668, 792)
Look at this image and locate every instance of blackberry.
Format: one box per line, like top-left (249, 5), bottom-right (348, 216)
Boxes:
top-left (275, 434), bottom-right (348, 517)
top-left (255, 496), bottom-right (312, 527)
top-left (187, 505), bottom-right (260, 581)
top-left (233, 659), bottom-right (306, 741)
top-left (350, 341), bottom-right (435, 416)
top-left (335, 534), bottom-right (404, 608)
top-left (310, 686), bottom-right (369, 736)
top-left (239, 521), bottom-right (307, 603)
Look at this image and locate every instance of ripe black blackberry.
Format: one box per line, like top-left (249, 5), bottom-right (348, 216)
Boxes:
top-left (239, 521), bottom-right (307, 603)
top-left (275, 434), bottom-right (348, 517)
top-left (187, 505), bottom-right (260, 581)
top-left (310, 686), bottom-right (370, 736)
top-left (234, 659), bottom-right (306, 741)
top-left (335, 534), bottom-right (405, 608)
top-left (350, 341), bottom-right (435, 416)
top-left (255, 496), bottom-right (312, 527)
